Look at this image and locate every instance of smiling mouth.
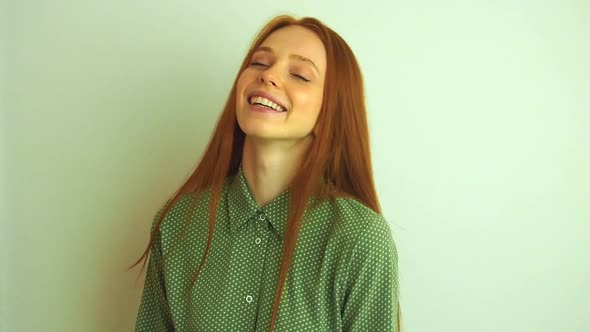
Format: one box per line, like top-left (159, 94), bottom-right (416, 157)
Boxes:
top-left (248, 95), bottom-right (287, 113)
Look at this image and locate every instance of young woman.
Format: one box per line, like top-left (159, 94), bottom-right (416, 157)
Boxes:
top-left (131, 15), bottom-right (400, 332)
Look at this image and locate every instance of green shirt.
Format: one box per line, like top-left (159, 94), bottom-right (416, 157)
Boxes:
top-left (134, 164), bottom-right (399, 331)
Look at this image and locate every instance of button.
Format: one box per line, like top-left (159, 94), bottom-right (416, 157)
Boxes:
top-left (255, 237), bottom-right (261, 244)
top-left (258, 214), bottom-right (266, 221)
top-left (246, 295), bottom-right (253, 303)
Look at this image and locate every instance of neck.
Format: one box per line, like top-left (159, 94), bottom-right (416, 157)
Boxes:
top-left (241, 135), bottom-right (313, 207)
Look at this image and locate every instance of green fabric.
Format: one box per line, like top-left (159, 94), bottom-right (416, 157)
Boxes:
top-left (134, 164), bottom-right (399, 331)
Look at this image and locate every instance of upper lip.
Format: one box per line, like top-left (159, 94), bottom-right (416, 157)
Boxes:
top-left (247, 90), bottom-right (288, 111)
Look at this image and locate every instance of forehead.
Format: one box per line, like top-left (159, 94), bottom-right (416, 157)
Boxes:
top-left (259, 25), bottom-right (327, 71)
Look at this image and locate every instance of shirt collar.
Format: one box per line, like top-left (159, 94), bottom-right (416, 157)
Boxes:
top-left (227, 164), bottom-right (290, 240)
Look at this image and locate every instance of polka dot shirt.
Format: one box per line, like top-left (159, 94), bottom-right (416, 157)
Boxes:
top-left (134, 164), bottom-right (399, 331)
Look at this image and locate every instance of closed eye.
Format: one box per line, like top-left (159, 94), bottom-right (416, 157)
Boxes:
top-left (250, 61), bottom-right (310, 82)
top-left (251, 62), bottom-right (269, 67)
top-left (291, 73), bottom-right (310, 82)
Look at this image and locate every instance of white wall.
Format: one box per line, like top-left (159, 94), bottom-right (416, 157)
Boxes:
top-left (2, 1), bottom-right (589, 331)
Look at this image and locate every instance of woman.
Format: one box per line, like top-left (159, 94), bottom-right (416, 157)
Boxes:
top-left (131, 14), bottom-right (400, 332)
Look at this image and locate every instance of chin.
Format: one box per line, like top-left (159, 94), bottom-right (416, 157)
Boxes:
top-left (244, 128), bottom-right (280, 140)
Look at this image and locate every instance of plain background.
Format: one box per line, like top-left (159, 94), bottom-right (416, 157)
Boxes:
top-left (2, 1), bottom-right (589, 331)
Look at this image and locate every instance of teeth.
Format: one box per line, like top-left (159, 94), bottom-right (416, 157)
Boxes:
top-left (250, 96), bottom-right (285, 112)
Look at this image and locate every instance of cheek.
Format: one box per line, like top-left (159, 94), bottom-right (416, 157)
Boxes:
top-left (236, 70), bottom-right (256, 95)
top-left (293, 89), bottom-right (323, 114)
top-left (236, 72), bottom-right (247, 95)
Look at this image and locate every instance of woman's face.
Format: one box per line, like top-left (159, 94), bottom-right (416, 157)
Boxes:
top-left (235, 25), bottom-right (327, 141)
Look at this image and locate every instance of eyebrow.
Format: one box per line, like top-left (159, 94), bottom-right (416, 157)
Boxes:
top-left (254, 46), bottom-right (320, 75)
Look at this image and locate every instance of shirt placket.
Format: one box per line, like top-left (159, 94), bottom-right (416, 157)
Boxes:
top-left (227, 209), bottom-right (271, 328)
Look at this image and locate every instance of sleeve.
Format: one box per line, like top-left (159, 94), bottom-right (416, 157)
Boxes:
top-left (134, 207), bottom-right (175, 332)
top-left (341, 216), bottom-right (400, 332)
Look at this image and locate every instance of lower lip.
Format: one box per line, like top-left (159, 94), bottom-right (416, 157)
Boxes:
top-left (248, 103), bottom-right (287, 114)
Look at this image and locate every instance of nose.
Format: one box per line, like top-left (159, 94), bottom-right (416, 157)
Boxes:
top-left (258, 68), bottom-right (278, 87)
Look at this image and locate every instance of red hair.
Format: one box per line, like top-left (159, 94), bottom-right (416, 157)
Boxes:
top-left (130, 15), bottom-right (400, 331)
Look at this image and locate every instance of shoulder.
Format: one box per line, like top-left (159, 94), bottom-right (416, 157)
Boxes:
top-left (152, 178), bottom-right (232, 235)
top-left (330, 197), bottom-right (394, 240)
top-left (306, 196), bottom-right (397, 257)
top-left (311, 197), bottom-right (398, 296)
top-left (331, 198), bottom-right (398, 292)
top-left (328, 197), bottom-right (398, 264)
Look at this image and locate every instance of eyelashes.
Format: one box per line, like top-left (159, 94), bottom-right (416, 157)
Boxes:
top-left (249, 62), bottom-right (310, 82)
top-left (291, 74), bottom-right (310, 82)
top-left (251, 61), bottom-right (268, 67)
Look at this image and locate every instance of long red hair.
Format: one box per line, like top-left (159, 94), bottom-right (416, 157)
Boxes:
top-left (130, 15), bottom-right (400, 331)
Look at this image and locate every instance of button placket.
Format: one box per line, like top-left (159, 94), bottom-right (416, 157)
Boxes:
top-left (254, 211), bottom-right (268, 236)
top-left (242, 211), bottom-right (268, 308)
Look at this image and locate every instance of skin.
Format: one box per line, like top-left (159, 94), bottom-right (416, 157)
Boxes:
top-left (235, 25), bottom-right (327, 207)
